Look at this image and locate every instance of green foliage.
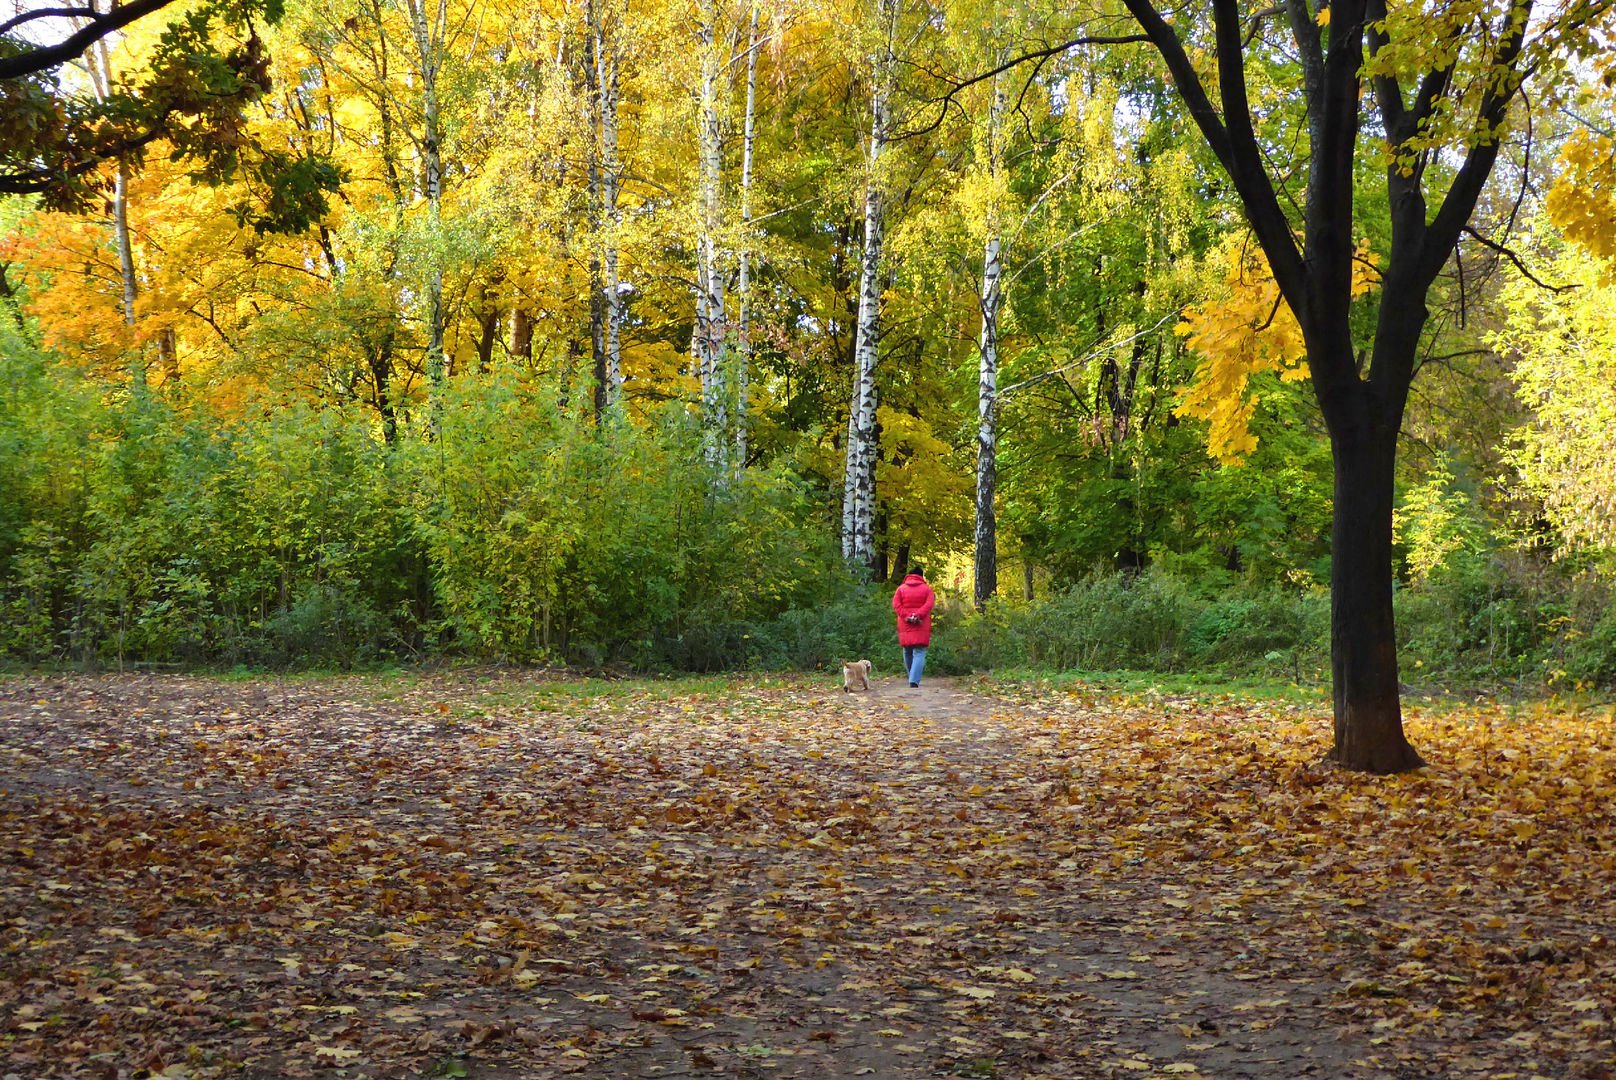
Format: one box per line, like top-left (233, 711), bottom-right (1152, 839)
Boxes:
top-left (403, 376), bottom-right (849, 665)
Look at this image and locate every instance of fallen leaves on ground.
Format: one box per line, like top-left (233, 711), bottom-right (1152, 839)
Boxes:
top-left (1, 672), bottom-right (1613, 1078)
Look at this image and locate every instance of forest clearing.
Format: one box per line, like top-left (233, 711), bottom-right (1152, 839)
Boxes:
top-left (4, 671), bottom-right (1614, 1078)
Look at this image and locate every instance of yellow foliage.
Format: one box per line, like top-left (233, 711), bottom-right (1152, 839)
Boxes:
top-left (1175, 236), bottom-right (1378, 464)
top-left (1546, 130), bottom-right (1616, 273)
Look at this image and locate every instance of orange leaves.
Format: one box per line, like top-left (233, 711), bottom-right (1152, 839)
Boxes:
top-left (3, 673), bottom-right (1615, 1076)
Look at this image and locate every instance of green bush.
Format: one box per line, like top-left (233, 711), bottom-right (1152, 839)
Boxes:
top-left (1014, 571), bottom-right (1198, 671)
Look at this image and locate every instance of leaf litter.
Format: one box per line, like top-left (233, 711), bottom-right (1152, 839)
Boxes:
top-left (2, 672), bottom-right (1613, 1078)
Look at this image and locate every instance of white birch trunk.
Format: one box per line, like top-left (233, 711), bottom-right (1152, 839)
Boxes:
top-left (590, 0), bottom-right (624, 411)
top-left (975, 231), bottom-right (1002, 610)
top-left (694, 0), bottom-right (727, 468)
top-left (600, 53), bottom-right (623, 406)
top-left (86, 37), bottom-right (147, 392)
top-left (841, 0), bottom-right (896, 566)
top-left (974, 66), bottom-right (1007, 610)
top-left (734, 5), bottom-right (760, 469)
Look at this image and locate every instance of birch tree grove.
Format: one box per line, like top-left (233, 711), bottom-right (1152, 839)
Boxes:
top-left (840, 0), bottom-right (897, 567)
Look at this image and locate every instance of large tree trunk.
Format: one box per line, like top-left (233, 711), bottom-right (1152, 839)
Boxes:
top-left (1328, 415), bottom-right (1424, 773)
top-left (841, 0), bottom-right (896, 567)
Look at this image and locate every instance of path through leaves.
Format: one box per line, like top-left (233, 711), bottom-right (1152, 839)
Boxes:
top-left (3, 673), bottom-right (1614, 1078)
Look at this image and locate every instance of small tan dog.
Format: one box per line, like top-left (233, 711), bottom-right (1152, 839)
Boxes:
top-left (841, 659), bottom-right (872, 692)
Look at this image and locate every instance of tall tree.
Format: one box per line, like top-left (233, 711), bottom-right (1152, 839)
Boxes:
top-left (971, 58), bottom-right (1006, 611)
top-left (732, 2), bottom-right (761, 467)
top-left (693, 0), bottom-right (730, 465)
top-left (585, 0), bottom-right (626, 417)
top-left (1116, 0), bottom-right (1616, 771)
top-left (840, 0), bottom-right (897, 567)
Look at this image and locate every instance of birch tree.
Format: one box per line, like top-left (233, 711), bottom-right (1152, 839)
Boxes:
top-left (80, 35), bottom-right (147, 393)
top-left (972, 59), bottom-right (1006, 610)
top-left (840, 0), bottom-right (898, 567)
top-left (402, 0), bottom-right (449, 398)
top-left (693, 0), bottom-right (730, 466)
top-left (733, 3), bottom-right (761, 467)
top-left (580, 0), bottom-right (627, 418)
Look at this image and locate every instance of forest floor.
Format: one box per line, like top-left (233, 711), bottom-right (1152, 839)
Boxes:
top-left (2, 671), bottom-right (1615, 1080)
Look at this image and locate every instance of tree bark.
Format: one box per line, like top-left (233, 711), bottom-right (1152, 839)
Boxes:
top-left (694, 0), bottom-right (728, 468)
top-left (841, 0), bottom-right (896, 568)
top-left (511, 308), bottom-right (533, 364)
top-left (1327, 407), bottom-right (1424, 772)
top-left (973, 61), bottom-right (1006, 613)
top-left (85, 36), bottom-right (148, 393)
top-left (586, 0), bottom-right (623, 418)
top-left (974, 231), bottom-right (1001, 612)
top-left (734, 5), bottom-right (760, 468)
top-left (404, 0), bottom-right (448, 407)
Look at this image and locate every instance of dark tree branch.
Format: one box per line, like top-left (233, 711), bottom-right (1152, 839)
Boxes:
top-left (0, 0), bottom-right (180, 80)
top-left (1460, 226), bottom-right (1576, 292)
top-left (898, 33), bottom-right (1150, 141)
top-left (0, 7), bottom-right (98, 36)
top-left (1283, 0), bottom-right (1325, 114)
top-left (1420, 0), bottom-right (1534, 286)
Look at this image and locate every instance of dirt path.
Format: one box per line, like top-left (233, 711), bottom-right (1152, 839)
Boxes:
top-left (0, 673), bottom-right (1517, 1078)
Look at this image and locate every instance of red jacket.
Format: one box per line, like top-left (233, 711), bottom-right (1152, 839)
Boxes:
top-left (891, 573), bottom-right (936, 646)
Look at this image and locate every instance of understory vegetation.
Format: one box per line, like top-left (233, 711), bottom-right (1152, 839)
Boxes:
top-left (3, 332), bottom-right (1610, 691)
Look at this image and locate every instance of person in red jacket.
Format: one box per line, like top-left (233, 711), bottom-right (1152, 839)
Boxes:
top-left (891, 565), bottom-right (936, 688)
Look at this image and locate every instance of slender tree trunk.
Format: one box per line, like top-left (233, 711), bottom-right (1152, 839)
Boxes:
top-left (512, 308), bottom-right (533, 363)
top-left (405, 0), bottom-right (448, 403)
top-left (841, 0), bottom-right (897, 567)
top-left (974, 233), bottom-right (1002, 611)
top-left (86, 38), bottom-right (148, 394)
top-left (734, 5), bottom-right (760, 468)
top-left (973, 62), bottom-right (1006, 612)
top-left (372, 332), bottom-right (399, 444)
top-left (475, 308), bottom-right (499, 372)
top-left (585, 0), bottom-right (623, 422)
top-left (596, 0), bottom-right (623, 408)
top-left (694, 0), bottom-right (728, 469)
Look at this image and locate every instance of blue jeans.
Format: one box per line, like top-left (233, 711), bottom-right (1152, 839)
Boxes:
top-left (902, 645), bottom-right (927, 686)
